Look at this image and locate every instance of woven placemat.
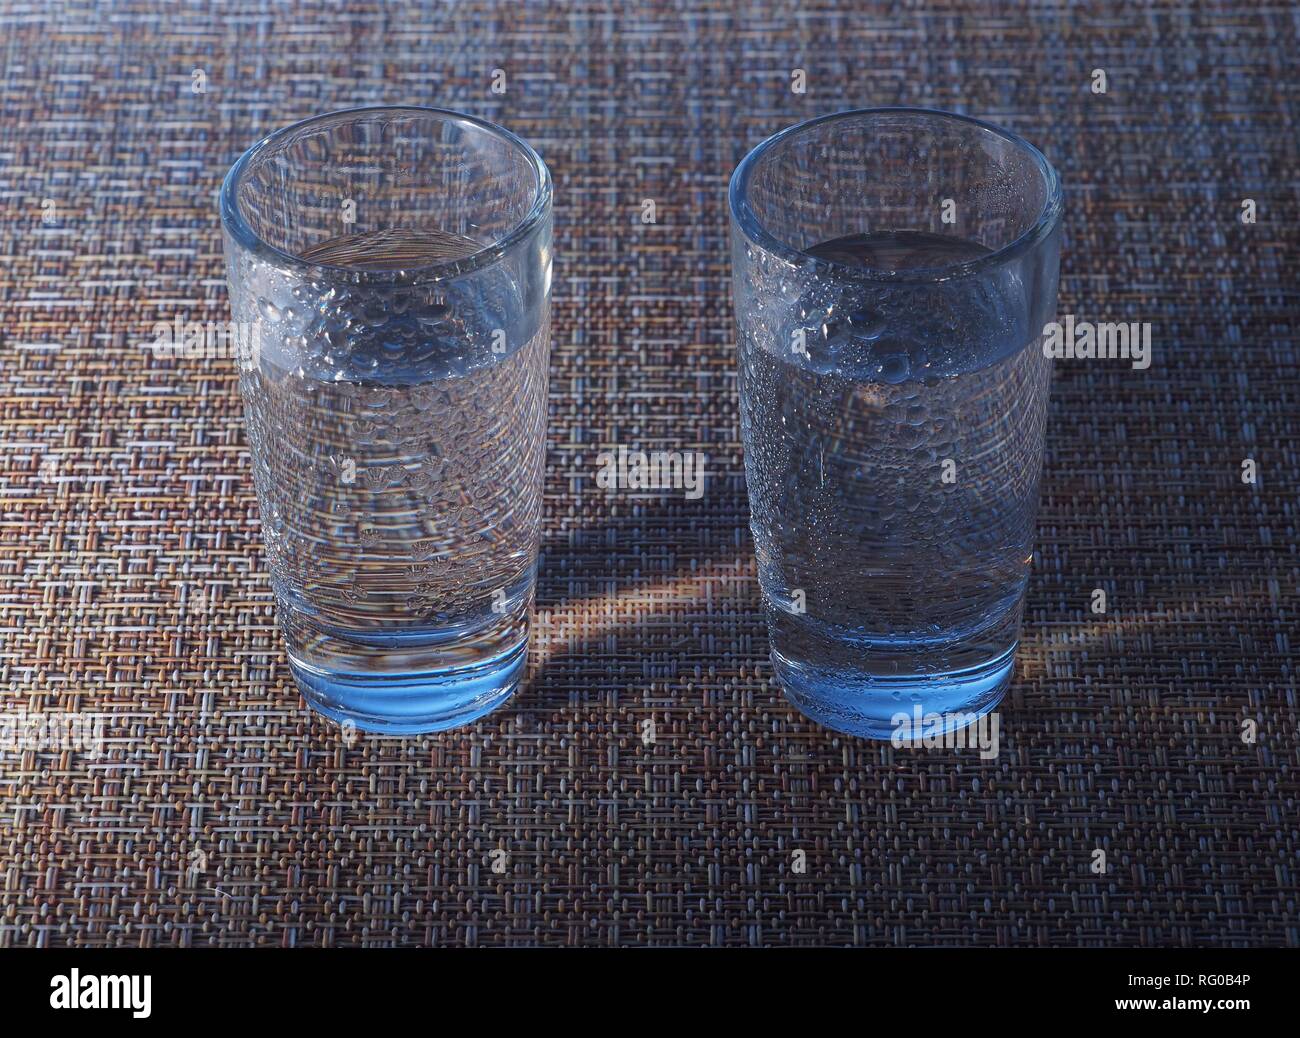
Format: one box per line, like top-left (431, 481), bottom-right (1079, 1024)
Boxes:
top-left (0, 0), bottom-right (1296, 947)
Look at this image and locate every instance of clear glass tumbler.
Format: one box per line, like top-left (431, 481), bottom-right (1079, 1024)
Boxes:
top-left (221, 107), bottom-right (552, 733)
top-left (729, 108), bottom-right (1062, 739)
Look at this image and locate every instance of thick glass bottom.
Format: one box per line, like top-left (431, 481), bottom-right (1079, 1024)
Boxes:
top-left (774, 641), bottom-right (1014, 741)
top-left (288, 637), bottom-right (525, 734)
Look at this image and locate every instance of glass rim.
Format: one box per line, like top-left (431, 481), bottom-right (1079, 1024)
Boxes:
top-left (220, 104), bottom-right (553, 283)
top-left (728, 106), bottom-right (1063, 284)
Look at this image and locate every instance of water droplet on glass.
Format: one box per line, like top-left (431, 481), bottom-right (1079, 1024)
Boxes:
top-left (880, 353), bottom-right (910, 384)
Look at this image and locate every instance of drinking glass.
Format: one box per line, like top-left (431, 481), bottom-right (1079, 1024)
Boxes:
top-left (220, 106), bottom-right (552, 733)
top-left (729, 108), bottom-right (1062, 739)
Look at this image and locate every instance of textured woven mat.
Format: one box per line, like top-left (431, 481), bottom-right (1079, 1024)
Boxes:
top-left (0, 0), bottom-right (1296, 947)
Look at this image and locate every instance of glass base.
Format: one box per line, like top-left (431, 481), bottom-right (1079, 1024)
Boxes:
top-left (774, 642), bottom-right (1014, 740)
top-left (288, 638), bottom-right (526, 734)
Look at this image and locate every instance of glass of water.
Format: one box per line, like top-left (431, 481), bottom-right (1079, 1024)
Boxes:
top-left (221, 107), bottom-right (552, 733)
top-left (729, 108), bottom-right (1062, 739)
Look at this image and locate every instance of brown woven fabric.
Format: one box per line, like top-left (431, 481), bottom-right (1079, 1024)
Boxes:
top-left (0, 0), bottom-right (1296, 947)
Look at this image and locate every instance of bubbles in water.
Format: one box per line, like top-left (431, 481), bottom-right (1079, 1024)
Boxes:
top-left (785, 231), bottom-right (1025, 381)
top-left (737, 228), bottom-right (1050, 719)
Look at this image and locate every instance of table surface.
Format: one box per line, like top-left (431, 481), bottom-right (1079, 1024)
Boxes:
top-left (1, 0), bottom-right (1296, 947)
